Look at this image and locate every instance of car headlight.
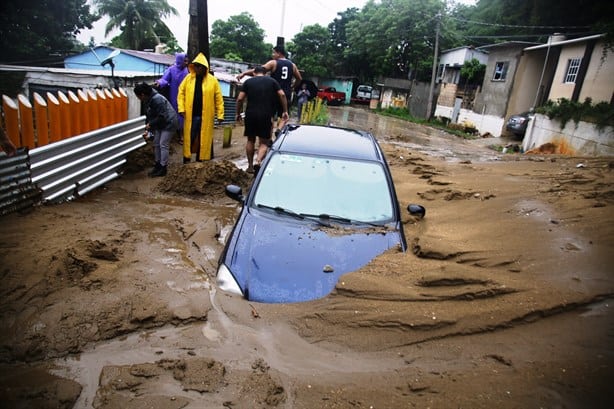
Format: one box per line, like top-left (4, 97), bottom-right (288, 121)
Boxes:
top-left (216, 264), bottom-right (244, 296)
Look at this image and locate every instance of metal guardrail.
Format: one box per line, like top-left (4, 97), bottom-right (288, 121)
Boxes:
top-left (1, 116), bottom-right (146, 216)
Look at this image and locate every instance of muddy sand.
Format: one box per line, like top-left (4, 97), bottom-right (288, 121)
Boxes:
top-left (0, 107), bottom-right (612, 408)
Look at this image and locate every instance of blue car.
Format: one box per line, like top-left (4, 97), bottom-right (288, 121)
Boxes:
top-left (217, 124), bottom-right (409, 303)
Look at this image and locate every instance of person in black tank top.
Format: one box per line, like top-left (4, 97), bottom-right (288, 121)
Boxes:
top-left (237, 45), bottom-right (302, 135)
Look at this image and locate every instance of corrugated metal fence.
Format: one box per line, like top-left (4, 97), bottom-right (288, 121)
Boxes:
top-left (1, 90), bottom-right (238, 216)
top-left (1, 117), bottom-right (146, 216)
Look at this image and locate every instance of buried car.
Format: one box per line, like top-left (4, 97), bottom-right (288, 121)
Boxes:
top-left (505, 111), bottom-right (531, 138)
top-left (217, 124), bottom-right (411, 303)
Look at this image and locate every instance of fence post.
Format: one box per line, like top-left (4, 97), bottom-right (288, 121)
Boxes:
top-left (46, 92), bottom-right (62, 143)
top-left (18, 95), bottom-right (35, 149)
top-left (68, 91), bottom-right (82, 136)
top-left (2, 95), bottom-right (20, 148)
top-left (77, 90), bottom-right (91, 133)
top-left (33, 93), bottom-right (49, 147)
top-left (112, 88), bottom-right (122, 124)
top-left (119, 88), bottom-right (128, 121)
top-left (104, 89), bottom-right (114, 125)
top-left (96, 89), bottom-right (108, 127)
top-left (57, 91), bottom-right (72, 139)
top-left (87, 89), bottom-right (99, 130)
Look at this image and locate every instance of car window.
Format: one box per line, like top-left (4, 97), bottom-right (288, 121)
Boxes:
top-left (252, 153), bottom-right (394, 222)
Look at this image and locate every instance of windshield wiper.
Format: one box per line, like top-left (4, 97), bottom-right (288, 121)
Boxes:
top-left (299, 213), bottom-right (352, 225)
top-left (300, 213), bottom-right (383, 227)
top-left (256, 204), bottom-right (304, 220)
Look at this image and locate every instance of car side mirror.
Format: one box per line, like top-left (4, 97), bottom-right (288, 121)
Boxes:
top-left (225, 185), bottom-right (244, 203)
top-left (407, 204), bottom-right (425, 219)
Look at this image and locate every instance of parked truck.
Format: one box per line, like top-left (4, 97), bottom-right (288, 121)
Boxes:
top-left (317, 87), bottom-right (346, 105)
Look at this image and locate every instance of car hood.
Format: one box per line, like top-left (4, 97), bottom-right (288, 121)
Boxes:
top-left (224, 210), bottom-right (403, 303)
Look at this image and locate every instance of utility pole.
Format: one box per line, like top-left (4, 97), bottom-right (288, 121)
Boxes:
top-left (187, 0), bottom-right (210, 62)
top-left (426, 12), bottom-right (441, 121)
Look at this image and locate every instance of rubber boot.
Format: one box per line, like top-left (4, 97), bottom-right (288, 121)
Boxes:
top-left (151, 165), bottom-right (167, 177)
top-left (148, 162), bottom-right (161, 177)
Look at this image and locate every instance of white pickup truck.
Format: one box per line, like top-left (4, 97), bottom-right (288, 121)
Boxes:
top-left (355, 85), bottom-right (372, 101)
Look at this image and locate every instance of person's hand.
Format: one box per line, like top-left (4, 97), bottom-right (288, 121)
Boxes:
top-left (235, 113), bottom-right (243, 123)
top-left (1, 139), bottom-right (17, 156)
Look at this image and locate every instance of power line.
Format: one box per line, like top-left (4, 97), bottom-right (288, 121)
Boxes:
top-left (450, 16), bottom-right (590, 30)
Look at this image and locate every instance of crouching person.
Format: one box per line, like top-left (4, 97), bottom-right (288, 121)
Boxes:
top-left (134, 82), bottom-right (178, 177)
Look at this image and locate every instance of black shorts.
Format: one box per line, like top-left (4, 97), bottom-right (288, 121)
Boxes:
top-left (275, 93), bottom-right (292, 118)
top-left (244, 113), bottom-right (273, 139)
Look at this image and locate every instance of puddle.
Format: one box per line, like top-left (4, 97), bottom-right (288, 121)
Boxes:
top-left (328, 106), bottom-right (503, 162)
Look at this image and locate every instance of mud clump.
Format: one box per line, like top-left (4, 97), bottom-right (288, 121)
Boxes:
top-left (158, 160), bottom-right (251, 201)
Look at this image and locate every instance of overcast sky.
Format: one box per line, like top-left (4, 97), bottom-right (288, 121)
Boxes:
top-left (78, 0), bottom-right (476, 49)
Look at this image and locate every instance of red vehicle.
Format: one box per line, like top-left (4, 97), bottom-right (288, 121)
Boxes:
top-left (317, 87), bottom-right (346, 105)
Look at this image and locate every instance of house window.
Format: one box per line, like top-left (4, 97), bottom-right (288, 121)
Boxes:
top-left (564, 58), bottom-right (582, 83)
top-left (492, 61), bottom-right (509, 81)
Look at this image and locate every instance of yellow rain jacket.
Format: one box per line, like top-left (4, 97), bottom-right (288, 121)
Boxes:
top-left (177, 53), bottom-right (224, 161)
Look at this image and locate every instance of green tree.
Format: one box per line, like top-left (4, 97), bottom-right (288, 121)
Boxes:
top-left (93, 0), bottom-right (178, 51)
top-left (289, 24), bottom-right (331, 78)
top-left (460, 58), bottom-right (485, 85)
top-left (0, 0), bottom-right (98, 64)
top-left (461, 0), bottom-right (614, 45)
top-left (327, 8), bottom-right (362, 78)
top-left (210, 13), bottom-right (269, 63)
top-left (345, 0), bottom-right (446, 81)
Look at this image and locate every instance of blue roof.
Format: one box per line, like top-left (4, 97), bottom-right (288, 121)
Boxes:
top-left (276, 125), bottom-right (382, 161)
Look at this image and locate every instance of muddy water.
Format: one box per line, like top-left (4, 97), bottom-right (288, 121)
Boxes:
top-left (327, 106), bottom-right (502, 162)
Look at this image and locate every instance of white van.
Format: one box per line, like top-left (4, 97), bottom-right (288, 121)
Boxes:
top-left (356, 85), bottom-right (372, 101)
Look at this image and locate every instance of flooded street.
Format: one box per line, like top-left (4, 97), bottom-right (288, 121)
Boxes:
top-left (1, 106), bottom-right (612, 408)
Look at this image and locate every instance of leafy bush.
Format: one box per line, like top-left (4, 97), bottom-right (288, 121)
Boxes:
top-left (536, 98), bottom-right (614, 130)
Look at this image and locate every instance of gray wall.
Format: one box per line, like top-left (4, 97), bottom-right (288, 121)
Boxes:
top-left (474, 45), bottom-right (524, 118)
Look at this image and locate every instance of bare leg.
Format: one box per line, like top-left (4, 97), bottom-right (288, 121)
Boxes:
top-left (246, 136), bottom-right (256, 171)
top-left (256, 137), bottom-right (270, 165)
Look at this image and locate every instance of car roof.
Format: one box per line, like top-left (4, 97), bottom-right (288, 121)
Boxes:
top-left (275, 125), bottom-right (383, 161)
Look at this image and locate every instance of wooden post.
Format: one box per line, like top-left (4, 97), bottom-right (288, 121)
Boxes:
top-left (87, 89), bottom-right (99, 130)
top-left (104, 88), bottom-right (114, 126)
top-left (78, 89), bottom-right (91, 133)
top-left (96, 89), bottom-right (107, 127)
top-left (33, 92), bottom-right (49, 147)
top-left (57, 91), bottom-right (72, 139)
top-left (17, 95), bottom-right (35, 149)
top-left (68, 91), bottom-right (82, 136)
top-left (46, 92), bottom-right (62, 143)
top-left (2, 95), bottom-right (20, 148)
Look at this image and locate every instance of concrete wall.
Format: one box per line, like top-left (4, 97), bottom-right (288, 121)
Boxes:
top-left (435, 104), bottom-right (505, 137)
top-left (549, 43), bottom-right (585, 101)
top-left (506, 48), bottom-right (549, 117)
top-left (522, 113), bottom-right (614, 156)
top-left (474, 46), bottom-right (523, 117)
top-left (579, 42), bottom-right (614, 103)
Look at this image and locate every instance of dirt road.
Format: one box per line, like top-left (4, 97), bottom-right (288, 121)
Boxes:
top-left (1, 106), bottom-right (612, 408)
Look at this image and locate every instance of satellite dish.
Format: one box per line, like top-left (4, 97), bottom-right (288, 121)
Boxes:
top-left (101, 49), bottom-right (120, 67)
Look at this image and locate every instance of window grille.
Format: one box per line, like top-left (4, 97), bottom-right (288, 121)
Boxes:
top-left (492, 61), bottom-right (509, 81)
top-left (564, 58), bottom-right (582, 83)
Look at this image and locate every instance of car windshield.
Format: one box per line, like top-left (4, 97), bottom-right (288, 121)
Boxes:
top-left (252, 153), bottom-right (394, 223)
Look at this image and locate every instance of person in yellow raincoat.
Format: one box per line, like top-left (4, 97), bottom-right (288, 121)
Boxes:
top-left (177, 53), bottom-right (224, 162)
